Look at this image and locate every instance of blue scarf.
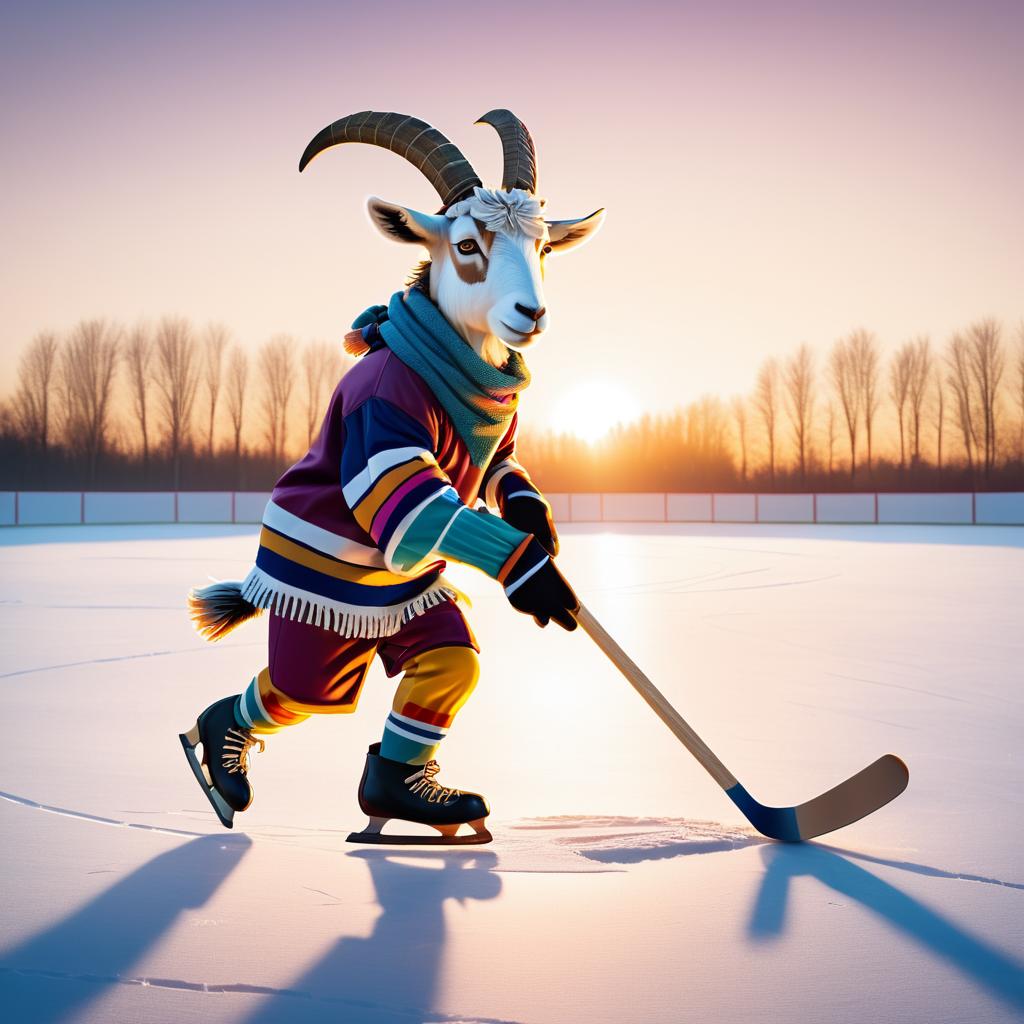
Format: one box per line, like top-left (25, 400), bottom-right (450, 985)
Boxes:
top-left (356, 290), bottom-right (531, 467)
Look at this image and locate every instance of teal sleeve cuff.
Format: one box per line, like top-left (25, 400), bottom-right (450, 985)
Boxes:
top-left (389, 488), bottom-right (529, 579)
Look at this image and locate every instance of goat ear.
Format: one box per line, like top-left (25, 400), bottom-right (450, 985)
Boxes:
top-left (366, 197), bottom-right (445, 247)
top-left (545, 208), bottom-right (605, 253)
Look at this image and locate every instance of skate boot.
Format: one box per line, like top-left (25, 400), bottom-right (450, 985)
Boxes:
top-left (179, 696), bottom-right (264, 829)
top-left (347, 743), bottom-right (492, 846)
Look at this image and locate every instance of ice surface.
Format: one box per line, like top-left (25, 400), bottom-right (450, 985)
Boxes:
top-left (1, 523), bottom-right (1022, 1023)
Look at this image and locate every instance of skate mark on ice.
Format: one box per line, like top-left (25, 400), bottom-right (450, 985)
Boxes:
top-left (0, 601), bottom-right (185, 610)
top-left (511, 814), bottom-right (750, 831)
top-left (588, 566), bottom-right (769, 595)
top-left (783, 699), bottom-right (917, 731)
top-left (697, 615), bottom-right (939, 676)
top-left (676, 573), bottom-right (841, 594)
top-left (0, 650), bottom-right (179, 679)
top-left (0, 967), bottom-right (525, 1023)
top-left (302, 885), bottom-right (347, 905)
top-left (692, 542), bottom-right (818, 559)
top-left (6, 791), bottom-right (1021, 894)
top-left (0, 641), bottom-right (261, 680)
top-left (0, 791), bottom-right (208, 839)
top-left (823, 669), bottom-right (1011, 707)
top-left (80, 554), bottom-right (255, 564)
top-left (508, 817), bottom-right (1024, 890)
top-left (820, 845), bottom-right (1024, 892)
top-left (503, 815), bottom-right (764, 867)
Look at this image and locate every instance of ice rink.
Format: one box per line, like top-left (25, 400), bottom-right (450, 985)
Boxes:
top-left (1, 522), bottom-right (1022, 1024)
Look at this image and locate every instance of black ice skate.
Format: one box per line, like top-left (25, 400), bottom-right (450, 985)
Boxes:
top-left (179, 695), bottom-right (264, 829)
top-left (347, 743), bottom-right (492, 846)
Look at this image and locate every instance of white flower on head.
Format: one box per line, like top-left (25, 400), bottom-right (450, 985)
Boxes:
top-left (447, 187), bottom-right (545, 238)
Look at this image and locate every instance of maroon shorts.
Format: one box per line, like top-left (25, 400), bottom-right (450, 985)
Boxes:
top-left (267, 598), bottom-right (477, 711)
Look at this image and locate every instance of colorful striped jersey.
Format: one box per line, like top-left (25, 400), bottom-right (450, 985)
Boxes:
top-left (240, 347), bottom-right (549, 638)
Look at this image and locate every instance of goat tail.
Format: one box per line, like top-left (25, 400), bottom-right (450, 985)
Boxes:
top-left (188, 580), bottom-right (263, 642)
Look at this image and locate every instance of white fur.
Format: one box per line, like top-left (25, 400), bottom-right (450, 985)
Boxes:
top-left (448, 188), bottom-right (545, 238)
top-left (367, 188), bottom-right (603, 367)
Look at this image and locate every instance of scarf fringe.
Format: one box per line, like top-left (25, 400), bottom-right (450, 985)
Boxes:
top-left (239, 565), bottom-right (457, 639)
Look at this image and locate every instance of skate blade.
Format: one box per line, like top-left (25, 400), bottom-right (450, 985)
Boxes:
top-left (346, 816), bottom-right (492, 846)
top-left (179, 729), bottom-right (235, 830)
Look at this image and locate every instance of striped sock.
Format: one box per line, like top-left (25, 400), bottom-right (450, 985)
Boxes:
top-left (380, 703), bottom-right (452, 764)
top-left (234, 669), bottom-right (310, 734)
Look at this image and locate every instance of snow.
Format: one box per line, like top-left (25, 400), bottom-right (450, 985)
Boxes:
top-left (1, 522), bottom-right (1022, 1023)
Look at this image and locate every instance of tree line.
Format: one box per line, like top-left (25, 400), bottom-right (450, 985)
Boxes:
top-left (2, 317), bottom-right (351, 490)
top-left (2, 315), bottom-right (1023, 492)
top-left (522, 320), bottom-right (1023, 494)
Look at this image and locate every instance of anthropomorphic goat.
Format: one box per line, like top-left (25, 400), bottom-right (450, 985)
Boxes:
top-left (181, 109), bottom-right (603, 844)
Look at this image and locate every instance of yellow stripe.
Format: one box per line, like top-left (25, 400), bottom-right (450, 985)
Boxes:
top-left (392, 646), bottom-right (480, 721)
top-left (259, 527), bottom-right (403, 585)
top-left (352, 456), bottom-right (438, 533)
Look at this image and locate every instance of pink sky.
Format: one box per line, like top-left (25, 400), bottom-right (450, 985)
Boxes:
top-left (1, 0), bottom-right (1021, 428)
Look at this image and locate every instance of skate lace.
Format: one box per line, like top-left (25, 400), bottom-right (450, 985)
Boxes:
top-left (222, 727), bottom-right (264, 774)
top-left (404, 760), bottom-right (460, 805)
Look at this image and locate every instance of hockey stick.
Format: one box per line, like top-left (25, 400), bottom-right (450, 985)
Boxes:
top-left (575, 604), bottom-right (909, 841)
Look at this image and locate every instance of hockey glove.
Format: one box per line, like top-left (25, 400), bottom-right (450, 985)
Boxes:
top-left (501, 494), bottom-right (559, 557)
top-left (503, 537), bottom-right (579, 631)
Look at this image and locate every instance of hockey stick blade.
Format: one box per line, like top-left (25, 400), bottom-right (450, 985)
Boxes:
top-left (575, 604), bottom-right (910, 842)
top-left (725, 754), bottom-right (909, 841)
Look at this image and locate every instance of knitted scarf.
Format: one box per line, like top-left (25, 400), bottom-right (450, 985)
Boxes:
top-left (363, 289), bottom-right (531, 467)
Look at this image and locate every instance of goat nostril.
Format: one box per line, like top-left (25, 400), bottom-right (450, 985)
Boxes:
top-left (515, 303), bottom-right (546, 322)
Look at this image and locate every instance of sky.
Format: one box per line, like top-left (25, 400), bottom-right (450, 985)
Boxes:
top-left (1, 0), bottom-right (1021, 431)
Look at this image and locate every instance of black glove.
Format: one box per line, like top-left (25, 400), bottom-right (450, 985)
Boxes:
top-left (502, 495), bottom-right (559, 557)
top-left (503, 538), bottom-right (578, 630)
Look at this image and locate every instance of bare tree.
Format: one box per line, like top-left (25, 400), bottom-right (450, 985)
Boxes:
top-left (12, 331), bottom-right (59, 454)
top-left (964, 318), bottom-right (1004, 475)
top-left (933, 366), bottom-right (946, 475)
top-left (124, 323), bottom-right (154, 466)
top-left (907, 336), bottom-right (932, 464)
top-left (259, 335), bottom-right (296, 462)
top-left (685, 395), bottom-right (731, 463)
top-left (889, 341), bottom-right (915, 470)
top-left (824, 401), bottom-right (838, 475)
top-left (57, 319), bottom-right (121, 484)
top-left (784, 344), bottom-right (815, 482)
top-left (847, 329), bottom-right (881, 475)
top-left (301, 339), bottom-right (346, 446)
top-left (224, 345), bottom-right (249, 466)
top-left (829, 336), bottom-right (860, 480)
top-left (946, 332), bottom-right (979, 471)
top-left (753, 359), bottom-right (781, 485)
top-left (153, 316), bottom-right (200, 488)
top-left (730, 395), bottom-right (750, 482)
top-left (1015, 321), bottom-right (1024, 462)
top-left (201, 323), bottom-right (230, 458)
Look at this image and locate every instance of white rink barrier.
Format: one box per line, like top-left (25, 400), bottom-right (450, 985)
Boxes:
top-left (1, 491), bottom-right (1023, 526)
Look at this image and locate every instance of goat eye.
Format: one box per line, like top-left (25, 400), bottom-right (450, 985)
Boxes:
top-left (456, 239), bottom-right (480, 255)
top-left (542, 245), bottom-right (552, 255)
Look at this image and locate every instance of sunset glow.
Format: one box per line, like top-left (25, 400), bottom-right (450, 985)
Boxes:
top-left (548, 379), bottom-right (642, 443)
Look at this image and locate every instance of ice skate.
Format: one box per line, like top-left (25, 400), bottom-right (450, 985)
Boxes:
top-left (179, 695), bottom-right (264, 829)
top-left (347, 743), bottom-right (492, 846)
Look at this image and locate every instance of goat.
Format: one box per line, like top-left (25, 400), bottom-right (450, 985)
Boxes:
top-left (298, 109), bottom-right (604, 367)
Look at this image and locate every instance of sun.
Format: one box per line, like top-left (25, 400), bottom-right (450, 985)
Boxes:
top-left (548, 378), bottom-right (642, 443)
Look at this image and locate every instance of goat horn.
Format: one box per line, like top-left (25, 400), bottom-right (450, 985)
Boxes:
top-left (475, 109), bottom-right (538, 195)
top-left (298, 111), bottom-right (482, 209)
